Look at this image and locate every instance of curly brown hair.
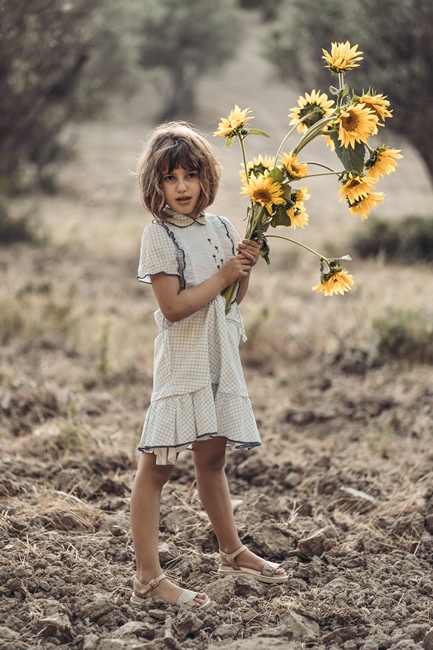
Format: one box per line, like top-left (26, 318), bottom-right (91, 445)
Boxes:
top-left (137, 122), bottom-right (221, 220)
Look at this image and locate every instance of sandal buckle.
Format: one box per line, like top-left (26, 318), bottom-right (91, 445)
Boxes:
top-left (148, 578), bottom-right (159, 589)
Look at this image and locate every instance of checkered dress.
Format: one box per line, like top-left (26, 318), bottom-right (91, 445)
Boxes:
top-left (137, 211), bottom-right (261, 465)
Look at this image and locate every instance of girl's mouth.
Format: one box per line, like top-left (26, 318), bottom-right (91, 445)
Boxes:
top-left (176, 197), bottom-right (191, 203)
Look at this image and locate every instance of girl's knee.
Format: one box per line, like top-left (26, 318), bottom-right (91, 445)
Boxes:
top-left (192, 439), bottom-right (227, 473)
top-left (136, 452), bottom-right (173, 487)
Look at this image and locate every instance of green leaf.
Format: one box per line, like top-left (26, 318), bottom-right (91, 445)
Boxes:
top-left (254, 221), bottom-right (271, 240)
top-left (270, 205), bottom-right (291, 228)
top-left (267, 167), bottom-right (285, 183)
top-left (329, 85), bottom-right (340, 96)
top-left (331, 254), bottom-right (352, 266)
top-left (330, 132), bottom-right (365, 174)
top-left (259, 237), bottom-right (271, 264)
top-left (247, 128), bottom-right (271, 138)
top-left (225, 136), bottom-right (234, 148)
top-left (282, 183), bottom-right (293, 201)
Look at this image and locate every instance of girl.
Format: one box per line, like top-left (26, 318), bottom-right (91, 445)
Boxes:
top-left (130, 122), bottom-right (288, 609)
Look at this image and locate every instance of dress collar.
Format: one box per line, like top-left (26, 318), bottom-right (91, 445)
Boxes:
top-left (162, 208), bottom-right (207, 228)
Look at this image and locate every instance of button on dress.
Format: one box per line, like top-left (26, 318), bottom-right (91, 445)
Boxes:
top-left (137, 211), bottom-right (261, 465)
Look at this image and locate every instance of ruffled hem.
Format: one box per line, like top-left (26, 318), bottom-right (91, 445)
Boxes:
top-left (138, 384), bottom-right (261, 465)
top-left (142, 434), bottom-right (261, 466)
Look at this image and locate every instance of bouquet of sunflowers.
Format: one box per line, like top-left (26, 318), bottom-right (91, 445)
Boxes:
top-left (214, 41), bottom-right (402, 311)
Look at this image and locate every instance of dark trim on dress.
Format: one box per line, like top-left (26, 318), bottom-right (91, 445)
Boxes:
top-left (166, 219), bottom-right (206, 229)
top-left (138, 432), bottom-right (261, 452)
top-left (156, 220), bottom-right (187, 290)
top-left (162, 209), bottom-right (207, 228)
top-left (216, 215), bottom-right (236, 256)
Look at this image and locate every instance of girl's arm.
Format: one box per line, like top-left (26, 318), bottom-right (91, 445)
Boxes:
top-left (151, 254), bottom-right (252, 322)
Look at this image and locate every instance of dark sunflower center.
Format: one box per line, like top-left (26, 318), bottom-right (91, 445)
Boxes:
top-left (341, 111), bottom-right (359, 131)
top-left (363, 100), bottom-right (381, 117)
top-left (299, 104), bottom-right (325, 128)
top-left (249, 164), bottom-right (268, 178)
top-left (254, 189), bottom-right (272, 203)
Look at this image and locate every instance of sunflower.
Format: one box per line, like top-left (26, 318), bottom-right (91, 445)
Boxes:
top-left (322, 123), bottom-right (336, 151)
top-left (335, 103), bottom-right (378, 148)
top-left (348, 191), bottom-right (385, 220)
top-left (312, 269), bottom-right (355, 296)
top-left (339, 173), bottom-right (376, 204)
top-left (365, 147), bottom-right (403, 181)
top-left (280, 152), bottom-right (309, 180)
top-left (322, 41), bottom-right (363, 74)
top-left (285, 186), bottom-right (310, 229)
top-left (294, 186), bottom-right (310, 203)
top-left (214, 105), bottom-right (253, 138)
top-left (359, 92), bottom-right (392, 123)
top-left (240, 174), bottom-right (285, 214)
top-left (287, 204), bottom-right (309, 229)
top-left (288, 90), bottom-right (334, 134)
top-left (240, 154), bottom-right (275, 183)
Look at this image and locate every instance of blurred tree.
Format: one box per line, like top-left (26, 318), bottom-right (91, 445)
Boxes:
top-left (263, 0), bottom-right (433, 186)
top-left (237, 0), bottom-right (283, 22)
top-left (0, 0), bottom-right (140, 190)
top-left (138, 0), bottom-right (242, 120)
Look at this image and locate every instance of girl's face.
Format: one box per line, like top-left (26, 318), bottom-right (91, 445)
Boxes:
top-left (162, 167), bottom-right (202, 217)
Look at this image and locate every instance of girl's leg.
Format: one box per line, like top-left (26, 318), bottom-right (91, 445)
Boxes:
top-left (130, 450), bottom-right (208, 606)
top-left (192, 438), bottom-right (285, 575)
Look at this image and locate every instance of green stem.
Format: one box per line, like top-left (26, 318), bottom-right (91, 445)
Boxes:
top-left (275, 115), bottom-right (311, 161)
top-left (238, 133), bottom-right (250, 185)
top-left (223, 203), bottom-right (269, 314)
top-left (245, 203), bottom-right (269, 240)
top-left (293, 114), bottom-right (336, 155)
top-left (303, 171), bottom-right (342, 179)
top-left (303, 161), bottom-right (339, 173)
top-left (336, 73), bottom-right (345, 110)
top-left (265, 233), bottom-right (329, 262)
top-left (222, 281), bottom-right (239, 314)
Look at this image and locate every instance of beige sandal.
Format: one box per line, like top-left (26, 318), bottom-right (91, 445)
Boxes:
top-left (130, 573), bottom-right (211, 608)
top-left (218, 545), bottom-right (288, 584)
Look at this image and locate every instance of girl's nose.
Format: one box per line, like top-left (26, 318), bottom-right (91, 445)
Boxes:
top-left (177, 177), bottom-right (187, 192)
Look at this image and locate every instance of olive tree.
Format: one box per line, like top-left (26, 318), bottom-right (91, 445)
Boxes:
top-left (263, 0), bottom-right (433, 186)
top-left (0, 0), bottom-right (140, 190)
top-left (138, 0), bottom-right (243, 120)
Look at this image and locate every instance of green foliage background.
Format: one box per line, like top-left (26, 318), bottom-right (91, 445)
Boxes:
top-left (0, 0), bottom-right (142, 191)
top-left (0, 0), bottom-right (243, 195)
top-left (264, 0), bottom-right (433, 184)
top-left (138, 0), bottom-right (242, 121)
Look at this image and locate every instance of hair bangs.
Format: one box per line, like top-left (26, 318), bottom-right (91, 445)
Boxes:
top-left (164, 139), bottom-right (199, 174)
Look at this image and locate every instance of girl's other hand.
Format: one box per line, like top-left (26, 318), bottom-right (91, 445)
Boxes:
top-left (220, 254), bottom-right (252, 286)
top-left (236, 239), bottom-right (262, 267)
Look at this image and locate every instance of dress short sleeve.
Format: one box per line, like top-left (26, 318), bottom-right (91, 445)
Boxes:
top-left (137, 221), bottom-right (185, 287)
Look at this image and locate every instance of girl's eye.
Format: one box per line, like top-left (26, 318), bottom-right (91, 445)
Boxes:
top-left (163, 175), bottom-right (174, 182)
top-left (187, 172), bottom-right (198, 179)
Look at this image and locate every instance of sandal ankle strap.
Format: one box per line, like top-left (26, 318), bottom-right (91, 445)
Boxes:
top-left (219, 545), bottom-right (247, 569)
top-left (134, 573), bottom-right (166, 597)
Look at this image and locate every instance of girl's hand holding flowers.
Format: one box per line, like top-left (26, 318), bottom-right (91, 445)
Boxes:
top-left (220, 253), bottom-right (252, 286)
top-left (236, 239), bottom-right (262, 268)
